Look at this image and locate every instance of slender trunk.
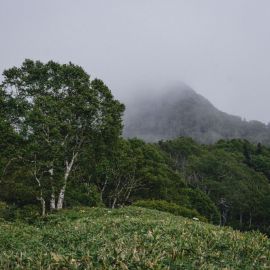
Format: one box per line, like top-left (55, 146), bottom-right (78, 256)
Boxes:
top-left (37, 197), bottom-right (46, 217)
top-left (33, 160), bottom-right (46, 217)
top-left (110, 178), bottom-right (121, 209)
top-left (125, 188), bottom-right (132, 203)
top-left (50, 192), bottom-right (56, 210)
top-left (112, 197), bottom-right (117, 209)
top-left (222, 210), bottom-right (227, 226)
top-left (57, 187), bottom-right (65, 209)
top-left (1, 157), bottom-right (17, 182)
top-left (57, 152), bottom-right (78, 210)
top-left (100, 178), bottom-right (108, 203)
top-left (41, 198), bottom-right (46, 217)
top-left (49, 167), bottom-right (56, 210)
top-left (239, 212), bottom-right (243, 227)
top-left (249, 212), bottom-right (252, 228)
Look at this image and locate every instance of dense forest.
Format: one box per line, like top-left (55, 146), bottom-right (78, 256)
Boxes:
top-left (1, 60), bottom-right (270, 236)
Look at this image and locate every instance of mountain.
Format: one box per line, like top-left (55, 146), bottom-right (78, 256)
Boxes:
top-left (124, 84), bottom-right (270, 144)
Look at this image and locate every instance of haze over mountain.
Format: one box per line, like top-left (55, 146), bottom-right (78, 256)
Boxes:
top-left (124, 83), bottom-right (270, 144)
top-left (1, 1), bottom-right (270, 123)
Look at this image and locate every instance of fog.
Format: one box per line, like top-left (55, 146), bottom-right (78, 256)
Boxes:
top-left (1, 0), bottom-right (270, 123)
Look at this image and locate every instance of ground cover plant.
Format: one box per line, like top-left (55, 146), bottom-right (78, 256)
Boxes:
top-left (0, 206), bottom-right (269, 269)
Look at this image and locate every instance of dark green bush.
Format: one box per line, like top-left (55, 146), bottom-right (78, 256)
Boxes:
top-left (133, 199), bottom-right (207, 222)
top-left (0, 201), bottom-right (7, 220)
top-left (65, 183), bottom-right (103, 207)
top-left (0, 204), bottom-right (40, 223)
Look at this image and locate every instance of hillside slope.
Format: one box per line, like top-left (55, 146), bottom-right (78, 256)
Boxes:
top-left (0, 207), bottom-right (269, 269)
top-left (124, 85), bottom-right (270, 144)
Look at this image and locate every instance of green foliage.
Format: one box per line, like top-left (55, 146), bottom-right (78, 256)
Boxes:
top-left (1, 59), bottom-right (270, 237)
top-left (133, 199), bottom-right (207, 221)
top-left (178, 188), bottom-right (220, 223)
top-left (93, 138), bottom-right (185, 208)
top-left (0, 204), bottom-right (40, 223)
top-left (159, 137), bottom-right (202, 162)
top-left (160, 138), bottom-right (270, 233)
top-left (0, 207), bottom-right (269, 269)
top-left (65, 183), bottom-right (103, 207)
top-left (0, 59), bottom-right (124, 213)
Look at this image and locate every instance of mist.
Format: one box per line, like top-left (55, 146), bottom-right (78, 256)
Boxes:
top-left (1, 0), bottom-right (270, 123)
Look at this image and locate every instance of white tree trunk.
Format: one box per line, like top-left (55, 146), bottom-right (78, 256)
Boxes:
top-left (37, 196), bottom-right (46, 217)
top-left (50, 192), bottom-right (56, 210)
top-left (57, 152), bottom-right (78, 210)
top-left (57, 187), bottom-right (65, 209)
top-left (49, 167), bottom-right (56, 210)
top-left (33, 160), bottom-right (46, 217)
top-left (112, 197), bottom-right (117, 209)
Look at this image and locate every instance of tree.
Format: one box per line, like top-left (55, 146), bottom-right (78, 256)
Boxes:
top-left (93, 139), bottom-right (141, 208)
top-left (178, 188), bottom-right (220, 224)
top-left (0, 86), bottom-right (26, 204)
top-left (1, 59), bottom-right (124, 215)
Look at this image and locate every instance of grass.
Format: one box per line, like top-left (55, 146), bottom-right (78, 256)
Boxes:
top-left (0, 206), bottom-right (269, 269)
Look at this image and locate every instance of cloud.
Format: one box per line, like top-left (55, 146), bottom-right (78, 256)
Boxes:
top-left (0, 0), bottom-right (269, 123)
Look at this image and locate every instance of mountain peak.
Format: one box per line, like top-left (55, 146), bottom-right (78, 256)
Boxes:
top-left (124, 84), bottom-right (270, 144)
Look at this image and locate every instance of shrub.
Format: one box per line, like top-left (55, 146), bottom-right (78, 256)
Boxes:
top-left (65, 184), bottom-right (103, 207)
top-left (0, 204), bottom-right (40, 223)
top-left (0, 201), bottom-right (7, 220)
top-left (133, 200), bottom-right (207, 222)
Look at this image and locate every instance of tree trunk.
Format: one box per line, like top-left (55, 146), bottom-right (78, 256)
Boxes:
top-left (100, 178), bottom-right (108, 203)
top-left (125, 188), bottom-right (132, 203)
top-left (249, 212), bottom-right (252, 228)
top-left (41, 197), bottom-right (46, 217)
top-left (37, 197), bottom-right (46, 217)
top-left (49, 166), bottom-right (55, 210)
top-left (57, 152), bottom-right (78, 210)
top-left (50, 192), bottom-right (56, 210)
top-left (112, 197), bottom-right (117, 209)
top-left (221, 210), bottom-right (228, 226)
top-left (57, 187), bottom-right (66, 210)
top-left (33, 163), bottom-right (46, 217)
top-left (239, 212), bottom-right (243, 227)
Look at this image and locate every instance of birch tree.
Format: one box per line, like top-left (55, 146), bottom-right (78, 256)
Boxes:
top-left (1, 59), bottom-right (124, 212)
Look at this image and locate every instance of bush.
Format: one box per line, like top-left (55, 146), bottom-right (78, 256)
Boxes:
top-left (65, 183), bottom-right (103, 207)
top-left (133, 200), bottom-right (207, 222)
top-left (0, 203), bottom-right (40, 223)
top-left (0, 201), bottom-right (7, 220)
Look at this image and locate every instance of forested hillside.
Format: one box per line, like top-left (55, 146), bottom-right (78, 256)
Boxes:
top-left (0, 60), bottom-right (270, 237)
top-left (124, 85), bottom-right (270, 144)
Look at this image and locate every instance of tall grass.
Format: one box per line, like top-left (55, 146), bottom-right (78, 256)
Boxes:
top-left (0, 207), bottom-right (269, 269)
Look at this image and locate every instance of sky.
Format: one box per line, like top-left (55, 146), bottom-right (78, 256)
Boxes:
top-left (0, 0), bottom-right (270, 123)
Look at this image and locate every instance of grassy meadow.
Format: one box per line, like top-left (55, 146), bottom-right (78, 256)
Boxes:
top-left (0, 207), bottom-right (269, 269)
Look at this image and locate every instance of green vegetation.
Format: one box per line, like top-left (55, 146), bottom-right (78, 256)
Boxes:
top-left (0, 207), bottom-right (269, 269)
top-left (159, 138), bottom-right (270, 234)
top-left (0, 60), bottom-right (270, 268)
top-left (133, 199), bottom-right (207, 222)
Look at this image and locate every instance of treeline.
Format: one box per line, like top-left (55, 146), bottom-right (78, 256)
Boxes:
top-left (0, 60), bottom-right (270, 235)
